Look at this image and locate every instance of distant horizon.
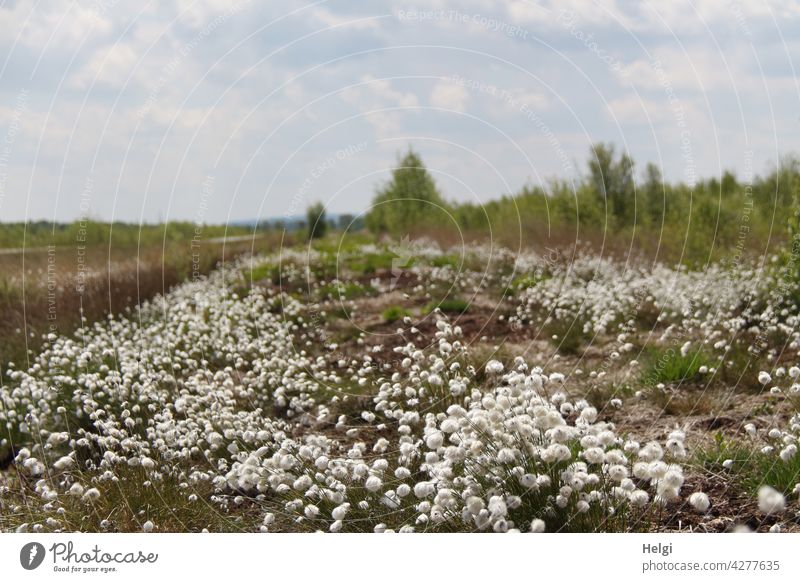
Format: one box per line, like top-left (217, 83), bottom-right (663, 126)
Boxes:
top-left (2, 150), bottom-right (798, 226)
top-left (0, 212), bottom-right (346, 227)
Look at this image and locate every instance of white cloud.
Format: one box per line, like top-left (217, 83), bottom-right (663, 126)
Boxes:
top-left (1, 0), bottom-right (798, 221)
top-left (509, 0), bottom-right (619, 28)
top-left (606, 94), bottom-right (689, 125)
top-left (510, 0), bottom-right (800, 35)
top-left (430, 81), bottom-right (468, 112)
top-left (0, 2), bottom-right (113, 49)
top-left (341, 76), bottom-right (419, 110)
top-left (69, 43), bottom-right (139, 90)
top-left (616, 43), bottom-right (789, 101)
top-left (309, 6), bottom-right (381, 31)
top-left (175, 0), bottom-right (244, 30)
top-left (340, 77), bottom-right (420, 138)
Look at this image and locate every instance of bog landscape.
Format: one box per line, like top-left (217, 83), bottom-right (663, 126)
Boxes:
top-left (2, 148), bottom-right (800, 533)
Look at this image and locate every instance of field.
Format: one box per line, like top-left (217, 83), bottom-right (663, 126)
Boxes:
top-left (0, 222), bottom-right (285, 366)
top-left (2, 233), bottom-right (799, 533)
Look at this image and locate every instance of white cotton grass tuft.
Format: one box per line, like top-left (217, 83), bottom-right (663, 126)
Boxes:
top-left (425, 431), bottom-right (444, 450)
top-left (485, 360), bottom-right (504, 375)
top-left (364, 476), bottom-right (382, 493)
top-left (757, 486), bottom-right (786, 515)
top-left (689, 491), bottom-right (710, 513)
top-left (780, 445), bottom-right (797, 463)
top-left (529, 519), bottom-right (546, 533)
top-left (81, 488), bottom-right (101, 503)
top-left (6, 246), bottom-right (782, 534)
top-left (331, 503), bottom-right (350, 520)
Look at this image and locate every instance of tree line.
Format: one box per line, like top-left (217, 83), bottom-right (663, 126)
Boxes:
top-left (355, 145), bottom-right (800, 264)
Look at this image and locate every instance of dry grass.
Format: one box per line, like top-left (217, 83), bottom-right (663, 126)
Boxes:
top-left (0, 233), bottom-right (288, 368)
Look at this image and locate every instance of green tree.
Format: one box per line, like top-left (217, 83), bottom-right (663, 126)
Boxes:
top-left (587, 143), bottom-right (635, 224)
top-left (366, 149), bottom-right (447, 234)
top-left (643, 162), bottom-right (664, 226)
top-left (306, 202), bottom-right (328, 240)
top-left (757, 156), bottom-right (800, 215)
top-left (720, 170), bottom-right (738, 196)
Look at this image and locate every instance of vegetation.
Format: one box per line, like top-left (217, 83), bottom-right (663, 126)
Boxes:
top-left (382, 305), bottom-right (410, 323)
top-left (306, 202), bottom-right (328, 240)
top-left (0, 224), bottom-right (288, 368)
top-left (4, 146), bottom-right (800, 533)
top-left (547, 317), bottom-right (590, 355)
top-left (0, 220), bottom-right (252, 250)
top-left (426, 297), bottom-right (470, 315)
top-left (2, 233), bottom-right (800, 532)
top-left (642, 348), bottom-right (714, 386)
top-left (365, 149), bottom-right (447, 235)
top-left (366, 145), bottom-right (800, 266)
top-left (698, 434), bottom-right (800, 497)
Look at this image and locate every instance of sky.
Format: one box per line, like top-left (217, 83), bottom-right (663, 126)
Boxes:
top-left (0, 0), bottom-right (799, 224)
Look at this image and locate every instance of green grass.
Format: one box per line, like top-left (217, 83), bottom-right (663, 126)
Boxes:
top-left (248, 263), bottom-right (281, 284)
top-left (318, 282), bottom-right (377, 300)
top-left (382, 305), bottom-right (411, 323)
top-left (697, 434), bottom-right (800, 497)
top-left (716, 343), bottom-right (764, 392)
top-left (430, 254), bottom-right (461, 268)
top-left (311, 232), bottom-right (373, 254)
top-left (308, 253), bottom-right (338, 280)
top-left (507, 273), bottom-right (550, 295)
top-left (0, 464), bottom-right (260, 533)
top-left (0, 278), bottom-right (22, 304)
top-left (546, 317), bottom-right (590, 355)
top-left (0, 220), bottom-right (254, 250)
top-left (584, 381), bottom-right (634, 410)
top-left (425, 298), bottom-right (470, 315)
top-left (347, 252), bottom-right (398, 275)
top-left (641, 347), bottom-right (713, 386)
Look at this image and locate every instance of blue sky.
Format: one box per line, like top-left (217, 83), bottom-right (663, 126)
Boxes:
top-left (1, 0), bottom-right (799, 223)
